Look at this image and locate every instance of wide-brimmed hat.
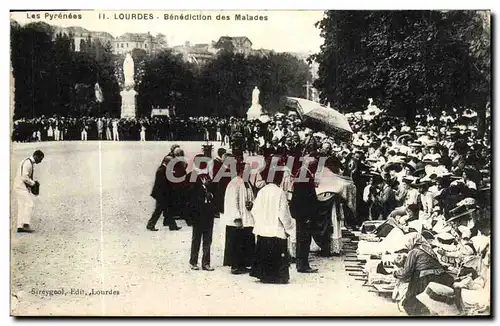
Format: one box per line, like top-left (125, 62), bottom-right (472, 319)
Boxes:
top-left (409, 178), bottom-right (432, 189)
top-left (435, 232), bottom-right (455, 244)
top-left (435, 171), bottom-right (454, 179)
top-left (416, 283), bottom-right (460, 316)
top-left (383, 162), bottom-right (403, 173)
top-left (447, 205), bottom-right (478, 223)
top-left (396, 133), bottom-right (414, 146)
top-left (421, 229), bottom-right (436, 241)
top-left (411, 168), bottom-right (427, 178)
top-left (402, 175), bottom-right (417, 183)
top-left (421, 159), bottom-right (439, 167)
top-left (456, 197), bottom-right (476, 207)
top-left (408, 141), bottom-right (424, 147)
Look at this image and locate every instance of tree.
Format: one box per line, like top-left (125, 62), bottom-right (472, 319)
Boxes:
top-left (52, 32), bottom-right (74, 115)
top-left (312, 10), bottom-right (491, 133)
top-left (155, 33), bottom-right (168, 48)
top-left (10, 20), bottom-right (121, 118)
top-left (131, 48), bottom-right (148, 87)
top-left (198, 51), bottom-right (311, 117)
top-left (136, 50), bottom-right (197, 117)
top-left (11, 21), bottom-right (58, 118)
top-left (78, 37), bottom-right (121, 116)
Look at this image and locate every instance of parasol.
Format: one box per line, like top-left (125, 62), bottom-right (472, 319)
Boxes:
top-left (282, 97), bottom-right (353, 140)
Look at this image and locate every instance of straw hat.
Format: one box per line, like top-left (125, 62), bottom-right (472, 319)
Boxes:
top-left (421, 159), bottom-right (439, 167)
top-left (409, 178), bottom-right (432, 189)
top-left (402, 175), bottom-right (417, 183)
top-left (416, 283), bottom-right (460, 316)
top-left (396, 133), bottom-right (414, 146)
top-left (447, 205), bottom-right (478, 223)
top-left (383, 162), bottom-right (404, 173)
top-left (432, 232), bottom-right (456, 251)
top-left (412, 168), bottom-right (427, 178)
top-left (408, 141), bottom-right (424, 147)
top-left (456, 197), bottom-right (476, 207)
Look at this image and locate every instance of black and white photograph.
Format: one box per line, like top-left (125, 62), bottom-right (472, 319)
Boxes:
top-left (9, 9), bottom-right (491, 316)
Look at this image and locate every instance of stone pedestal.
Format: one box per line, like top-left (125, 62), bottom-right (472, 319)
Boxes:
top-left (120, 88), bottom-right (137, 119)
top-left (246, 104), bottom-right (263, 120)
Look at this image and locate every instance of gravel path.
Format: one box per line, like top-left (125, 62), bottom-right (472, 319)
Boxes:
top-left (10, 141), bottom-right (404, 316)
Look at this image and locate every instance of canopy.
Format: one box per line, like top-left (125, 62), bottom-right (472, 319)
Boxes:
top-left (282, 97), bottom-right (353, 140)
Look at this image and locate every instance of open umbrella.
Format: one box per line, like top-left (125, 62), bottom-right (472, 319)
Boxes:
top-left (282, 96), bottom-right (353, 140)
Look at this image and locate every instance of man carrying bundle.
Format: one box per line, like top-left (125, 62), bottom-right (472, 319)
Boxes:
top-left (14, 150), bottom-right (44, 233)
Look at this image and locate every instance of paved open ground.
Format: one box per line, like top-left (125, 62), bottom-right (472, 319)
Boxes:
top-left (10, 141), bottom-right (403, 316)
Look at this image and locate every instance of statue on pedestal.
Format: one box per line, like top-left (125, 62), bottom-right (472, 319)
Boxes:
top-left (120, 53), bottom-right (137, 119)
top-left (246, 86), bottom-right (263, 120)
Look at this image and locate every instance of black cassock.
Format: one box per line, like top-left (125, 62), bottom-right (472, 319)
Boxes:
top-left (187, 173), bottom-right (216, 267)
top-left (147, 164), bottom-right (178, 229)
top-left (290, 176), bottom-right (321, 270)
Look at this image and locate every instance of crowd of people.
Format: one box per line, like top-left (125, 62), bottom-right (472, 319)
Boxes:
top-left (13, 115), bottom-right (242, 143)
top-left (13, 107), bottom-right (491, 316)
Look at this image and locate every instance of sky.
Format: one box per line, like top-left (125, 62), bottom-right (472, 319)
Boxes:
top-left (10, 10), bottom-right (325, 54)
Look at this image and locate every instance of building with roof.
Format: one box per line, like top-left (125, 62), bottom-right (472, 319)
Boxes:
top-left (214, 36), bottom-right (253, 56)
top-left (53, 26), bottom-right (114, 52)
top-left (172, 41), bottom-right (218, 65)
top-left (112, 32), bottom-right (166, 54)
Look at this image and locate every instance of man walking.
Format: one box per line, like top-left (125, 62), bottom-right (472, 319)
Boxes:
top-left (14, 150), bottom-right (44, 233)
top-left (146, 155), bottom-right (182, 231)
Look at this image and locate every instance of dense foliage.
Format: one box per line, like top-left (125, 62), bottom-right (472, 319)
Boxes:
top-left (11, 21), bottom-right (121, 119)
top-left (311, 11), bottom-right (490, 135)
top-left (11, 21), bottom-right (311, 119)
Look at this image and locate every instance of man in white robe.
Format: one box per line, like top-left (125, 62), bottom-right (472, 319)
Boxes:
top-left (223, 163), bottom-right (256, 274)
top-left (250, 173), bottom-right (296, 284)
top-left (14, 150), bottom-right (44, 233)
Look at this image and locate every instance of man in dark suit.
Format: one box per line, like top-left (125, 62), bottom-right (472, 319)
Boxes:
top-left (146, 155), bottom-right (181, 231)
top-left (212, 147), bottom-right (226, 216)
top-left (290, 159), bottom-right (319, 273)
top-left (188, 154), bottom-right (216, 271)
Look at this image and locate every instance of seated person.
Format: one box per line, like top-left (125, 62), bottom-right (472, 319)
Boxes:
top-left (395, 204), bottom-right (420, 226)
